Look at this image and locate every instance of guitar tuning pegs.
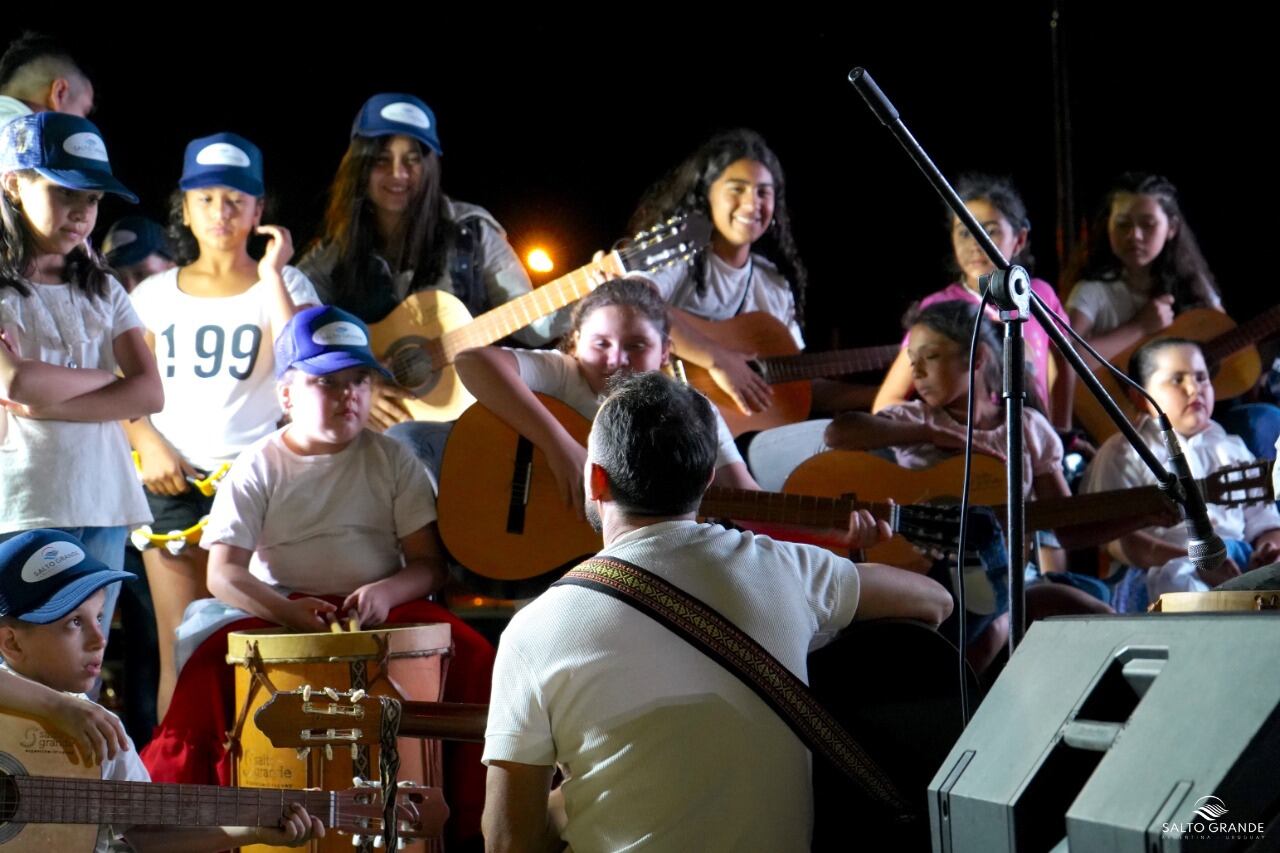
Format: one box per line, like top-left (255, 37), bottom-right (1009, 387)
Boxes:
top-left (296, 747), bottom-right (311, 760)
top-left (324, 687), bottom-right (340, 701)
top-left (324, 744), bottom-right (334, 761)
top-left (373, 836), bottom-right (385, 848)
top-left (302, 685), bottom-right (312, 701)
top-left (351, 835), bottom-right (364, 846)
top-left (350, 689), bottom-right (366, 702)
top-left (351, 743), bottom-right (359, 761)
top-left (397, 838), bottom-right (407, 850)
top-left (397, 780), bottom-right (416, 788)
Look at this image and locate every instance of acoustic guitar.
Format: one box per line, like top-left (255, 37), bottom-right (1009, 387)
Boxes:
top-left (783, 451), bottom-right (1274, 571)
top-left (0, 711), bottom-right (444, 849)
top-left (254, 623), bottom-right (974, 853)
top-left (369, 213), bottom-right (712, 423)
top-left (1073, 305), bottom-right (1280, 443)
top-left (673, 311), bottom-right (899, 436)
top-left (437, 397), bottom-right (984, 596)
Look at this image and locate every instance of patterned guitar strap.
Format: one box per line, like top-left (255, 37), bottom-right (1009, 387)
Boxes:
top-left (554, 556), bottom-right (915, 819)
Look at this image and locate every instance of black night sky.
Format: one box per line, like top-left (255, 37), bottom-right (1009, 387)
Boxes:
top-left (6, 9), bottom-right (1274, 353)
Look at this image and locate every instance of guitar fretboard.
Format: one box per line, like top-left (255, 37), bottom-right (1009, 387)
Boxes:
top-left (439, 257), bottom-right (621, 361)
top-left (698, 487), bottom-right (897, 530)
top-left (758, 344), bottom-right (901, 384)
top-left (10, 775), bottom-right (334, 827)
top-left (1204, 303), bottom-right (1280, 364)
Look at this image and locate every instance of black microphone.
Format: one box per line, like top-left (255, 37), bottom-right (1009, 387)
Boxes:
top-left (1158, 415), bottom-right (1227, 577)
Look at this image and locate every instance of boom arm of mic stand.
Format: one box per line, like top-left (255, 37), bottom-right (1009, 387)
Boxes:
top-left (1026, 291), bottom-right (1181, 496)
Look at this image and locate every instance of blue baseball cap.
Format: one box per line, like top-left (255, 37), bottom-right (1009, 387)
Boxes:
top-left (0, 530), bottom-right (133, 625)
top-left (102, 216), bottom-right (172, 267)
top-left (351, 93), bottom-right (442, 155)
top-left (275, 305), bottom-right (392, 380)
top-left (0, 112), bottom-right (138, 203)
top-left (180, 132), bottom-right (264, 196)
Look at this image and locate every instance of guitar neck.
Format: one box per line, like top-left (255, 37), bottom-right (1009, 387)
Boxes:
top-left (699, 487), bottom-right (896, 531)
top-left (757, 344), bottom-right (901, 384)
top-left (11, 776), bottom-right (333, 827)
top-left (438, 254), bottom-right (624, 361)
top-left (1204, 303), bottom-right (1280, 363)
top-left (396, 701), bottom-right (489, 742)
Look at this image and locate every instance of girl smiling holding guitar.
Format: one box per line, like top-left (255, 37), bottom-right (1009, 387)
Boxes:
top-left (300, 93), bottom-right (561, 472)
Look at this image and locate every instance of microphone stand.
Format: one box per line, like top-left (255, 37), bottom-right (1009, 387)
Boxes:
top-left (849, 68), bottom-right (1186, 651)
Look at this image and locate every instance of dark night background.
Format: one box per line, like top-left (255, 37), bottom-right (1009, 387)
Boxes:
top-left (5, 10), bottom-right (1272, 353)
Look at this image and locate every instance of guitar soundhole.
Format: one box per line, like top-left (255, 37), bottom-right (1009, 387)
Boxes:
top-left (0, 774), bottom-right (15, 824)
top-left (386, 337), bottom-right (441, 394)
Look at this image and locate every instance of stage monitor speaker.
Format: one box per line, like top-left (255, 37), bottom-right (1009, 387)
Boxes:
top-left (929, 614), bottom-right (1280, 852)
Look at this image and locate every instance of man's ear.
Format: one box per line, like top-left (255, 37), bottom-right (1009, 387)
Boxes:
top-left (587, 462), bottom-right (612, 503)
top-left (0, 626), bottom-right (25, 665)
top-left (47, 78), bottom-right (72, 111)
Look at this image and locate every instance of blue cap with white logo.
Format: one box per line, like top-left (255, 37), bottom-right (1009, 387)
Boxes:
top-left (275, 305), bottom-right (392, 380)
top-left (351, 93), bottom-right (441, 155)
top-left (102, 216), bottom-right (172, 267)
top-left (0, 112), bottom-right (138, 203)
top-left (180, 132), bottom-right (264, 197)
top-left (0, 530), bottom-right (133, 625)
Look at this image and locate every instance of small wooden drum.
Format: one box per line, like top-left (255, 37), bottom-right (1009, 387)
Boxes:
top-left (227, 623), bottom-right (451, 852)
top-left (1151, 591), bottom-right (1280, 612)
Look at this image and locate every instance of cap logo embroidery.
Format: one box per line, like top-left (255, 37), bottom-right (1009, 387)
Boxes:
top-left (21, 542), bottom-right (86, 582)
top-left (195, 143), bottom-right (251, 167)
top-left (312, 321), bottom-right (367, 347)
top-left (107, 230), bottom-right (138, 249)
top-left (379, 102), bottom-right (431, 130)
top-left (62, 132), bottom-right (109, 162)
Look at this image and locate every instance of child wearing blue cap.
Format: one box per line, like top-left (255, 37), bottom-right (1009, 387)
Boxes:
top-left (0, 529), bottom-right (324, 850)
top-left (101, 216), bottom-right (175, 292)
top-left (0, 111), bottom-right (161, 655)
top-left (124, 131), bottom-right (318, 719)
top-left (298, 93), bottom-right (565, 473)
top-left (142, 305), bottom-right (494, 846)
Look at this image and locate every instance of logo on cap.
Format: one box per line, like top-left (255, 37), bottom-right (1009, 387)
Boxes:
top-left (196, 143), bottom-right (252, 167)
top-left (62, 132), bottom-right (109, 162)
top-left (107, 230), bottom-right (138, 249)
top-left (21, 542), bottom-right (86, 582)
top-left (312, 321), bottom-right (368, 347)
top-left (379, 102), bottom-right (431, 130)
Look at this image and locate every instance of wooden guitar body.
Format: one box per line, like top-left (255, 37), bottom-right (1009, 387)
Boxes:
top-left (674, 311), bottom-right (812, 436)
top-left (1073, 308), bottom-right (1261, 443)
top-left (368, 290), bottom-right (477, 423)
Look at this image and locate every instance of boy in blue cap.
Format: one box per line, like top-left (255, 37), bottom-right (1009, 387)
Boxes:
top-left (144, 305), bottom-right (494, 846)
top-left (0, 529), bottom-right (323, 851)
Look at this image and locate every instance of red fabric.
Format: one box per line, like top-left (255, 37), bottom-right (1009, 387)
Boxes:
top-left (141, 599), bottom-right (494, 846)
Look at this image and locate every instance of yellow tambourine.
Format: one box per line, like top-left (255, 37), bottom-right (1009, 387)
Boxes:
top-left (129, 517), bottom-right (209, 555)
top-left (130, 452), bottom-right (231, 497)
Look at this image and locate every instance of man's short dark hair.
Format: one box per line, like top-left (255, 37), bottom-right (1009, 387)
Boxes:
top-left (0, 32), bottom-right (83, 91)
top-left (590, 372), bottom-right (718, 516)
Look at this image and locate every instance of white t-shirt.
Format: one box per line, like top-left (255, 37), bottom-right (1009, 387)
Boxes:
top-left (1083, 417), bottom-right (1280, 596)
top-left (483, 520), bottom-right (860, 853)
top-left (1067, 276), bottom-right (1221, 335)
top-left (0, 278), bottom-right (151, 532)
top-left (510, 348), bottom-right (744, 470)
top-left (201, 428), bottom-right (437, 593)
top-left (637, 252), bottom-right (804, 348)
top-left (0, 95), bottom-right (32, 127)
top-left (98, 725), bottom-right (150, 852)
top-left (129, 265), bottom-right (317, 471)
top-left (878, 401), bottom-right (1063, 499)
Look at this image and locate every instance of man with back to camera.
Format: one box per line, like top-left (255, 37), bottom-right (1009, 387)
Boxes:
top-left (481, 371), bottom-right (954, 852)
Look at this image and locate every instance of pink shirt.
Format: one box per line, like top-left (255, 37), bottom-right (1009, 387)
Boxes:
top-left (902, 279), bottom-right (1066, 408)
top-left (878, 400), bottom-right (1063, 499)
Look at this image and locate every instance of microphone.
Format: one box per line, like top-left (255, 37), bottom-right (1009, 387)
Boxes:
top-left (1157, 416), bottom-right (1227, 577)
